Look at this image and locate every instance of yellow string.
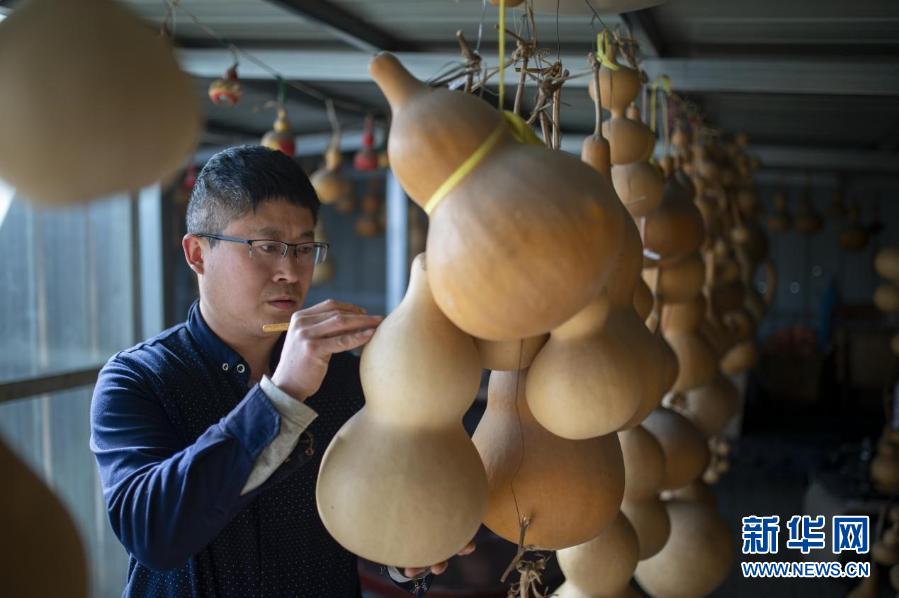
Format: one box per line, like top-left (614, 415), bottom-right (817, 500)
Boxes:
top-left (424, 112), bottom-right (541, 216)
top-left (498, 0), bottom-right (506, 109)
top-left (595, 31), bottom-right (619, 71)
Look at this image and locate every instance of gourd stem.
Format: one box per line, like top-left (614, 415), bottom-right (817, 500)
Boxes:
top-left (514, 56), bottom-right (528, 116)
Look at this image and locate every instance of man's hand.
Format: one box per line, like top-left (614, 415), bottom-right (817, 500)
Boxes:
top-left (402, 541), bottom-right (476, 578)
top-left (270, 299), bottom-right (382, 400)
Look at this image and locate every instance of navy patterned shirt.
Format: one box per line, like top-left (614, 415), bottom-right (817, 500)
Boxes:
top-left (90, 300), bottom-right (367, 597)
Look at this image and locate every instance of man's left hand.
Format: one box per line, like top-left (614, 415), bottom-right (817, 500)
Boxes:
top-left (402, 541), bottom-right (476, 578)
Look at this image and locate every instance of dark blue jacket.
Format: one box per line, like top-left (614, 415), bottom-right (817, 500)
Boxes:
top-left (90, 301), bottom-right (365, 597)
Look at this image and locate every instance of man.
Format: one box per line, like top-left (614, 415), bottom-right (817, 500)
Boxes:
top-left (90, 145), bottom-right (470, 597)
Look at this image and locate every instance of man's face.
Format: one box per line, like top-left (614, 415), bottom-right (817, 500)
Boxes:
top-left (194, 198), bottom-right (316, 341)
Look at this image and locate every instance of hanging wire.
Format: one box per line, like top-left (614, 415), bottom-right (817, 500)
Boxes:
top-left (476, 0), bottom-right (488, 54)
top-left (171, 2), bottom-right (374, 118)
top-left (555, 0), bottom-right (561, 62)
top-left (582, 0), bottom-right (610, 30)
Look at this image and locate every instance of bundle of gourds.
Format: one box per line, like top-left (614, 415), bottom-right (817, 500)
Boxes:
top-left (316, 30), bottom-right (740, 598)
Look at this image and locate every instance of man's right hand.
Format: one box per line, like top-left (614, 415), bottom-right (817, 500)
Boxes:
top-left (270, 299), bottom-right (382, 401)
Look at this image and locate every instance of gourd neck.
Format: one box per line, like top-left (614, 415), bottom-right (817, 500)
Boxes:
top-left (370, 53), bottom-right (422, 112)
top-left (553, 296), bottom-right (610, 338)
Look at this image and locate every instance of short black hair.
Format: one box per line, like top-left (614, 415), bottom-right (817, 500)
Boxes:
top-left (186, 145), bottom-right (319, 237)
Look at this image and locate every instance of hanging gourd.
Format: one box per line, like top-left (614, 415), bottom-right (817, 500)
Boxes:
top-left (475, 335), bottom-right (549, 371)
top-left (587, 41), bottom-right (646, 166)
top-left (643, 173), bottom-right (705, 265)
top-left (634, 501), bottom-right (734, 597)
top-left (261, 106), bottom-right (296, 157)
top-left (309, 142), bottom-right (347, 203)
top-left (370, 52), bottom-right (624, 341)
top-left (0, 0), bottom-right (199, 204)
top-left (681, 374), bottom-right (740, 438)
top-left (839, 201), bottom-right (870, 252)
top-left (208, 63), bottom-right (242, 106)
top-left (875, 247), bottom-right (899, 283)
top-left (720, 339), bottom-right (759, 375)
top-left (311, 101), bottom-right (352, 205)
top-left (527, 215), bottom-right (648, 439)
top-left (661, 293), bottom-right (718, 394)
top-left (642, 407), bottom-right (710, 491)
top-left (581, 54), bottom-right (612, 179)
top-left (555, 512), bottom-right (640, 598)
top-left (642, 251), bottom-right (706, 305)
top-left (619, 425), bottom-right (666, 501)
top-left (584, 43), bottom-right (662, 220)
top-left (353, 114), bottom-right (380, 171)
top-left (613, 161), bottom-right (666, 220)
top-left (473, 369), bottom-right (625, 550)
top-left (621, 497), bottom-right (671, 560)
top-left (2, 438), bottom-right (88, 597)
top-left (766, 191), bottom-right (792, 232)
top-left (316, 254), bottom-right (487, 568)
top-left (619, 425), bottom-right (670, 560)
top-left (873, 508), bottom-right (899, 566)
top-left (623, 329), bottom-right (679, 430)
top-left (355, 185), bottom-right (382, 238)
top-left (310, 219), bottom-right (334, 286)
top-left (875, 284), bottom-right (899, 313)
top-left (662, 479), bottom-right (717, 507)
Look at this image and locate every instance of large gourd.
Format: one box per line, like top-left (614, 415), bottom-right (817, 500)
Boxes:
top-left (371, 53), bottom-right (624, 340)
top-left (643, 174), bottom-right (705, 265)
top-left (556, 512), bottom-right (640, 597)
top-left (635, 501), bottom-right (734, 597)
top-left (642, 407), bottom-right (710, 491)
top-left (1, 438), bottom-right (88, 597)
top-left (619, 425), bottom-right (665, 501)
top-left (473, 369), bottom-right (624, 550)
top-left (619, 425), bottom-right (671, 559)
top-left (682, 374), bottom-right (740, 438)
top-left (875, 247), bottom-right (899, 283)
top-left (527, 196), bottom-right (648, 439)
top-left (661, 296), bottom-right (718, 393)
top-left (621, 497), bottom-right (671, 560)
top-left (0, 0), bottom-right (199, 204)
top-left (316, 254), bottom-right (487, 567)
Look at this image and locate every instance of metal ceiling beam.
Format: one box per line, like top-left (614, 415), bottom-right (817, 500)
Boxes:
top-left (619, 8), bottom-right (665, 58)
top-left (748, 144), bottom-right (899, 174)
top-left (262, 0), bottom-right (417, 53)
top-left (237, 79), bottom-right (384, 118)
top-left (178, 48), bottom-right (899, 97)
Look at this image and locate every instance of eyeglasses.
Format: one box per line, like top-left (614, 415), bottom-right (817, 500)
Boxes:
top-left (194, 233), bottom-right (328, 266)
